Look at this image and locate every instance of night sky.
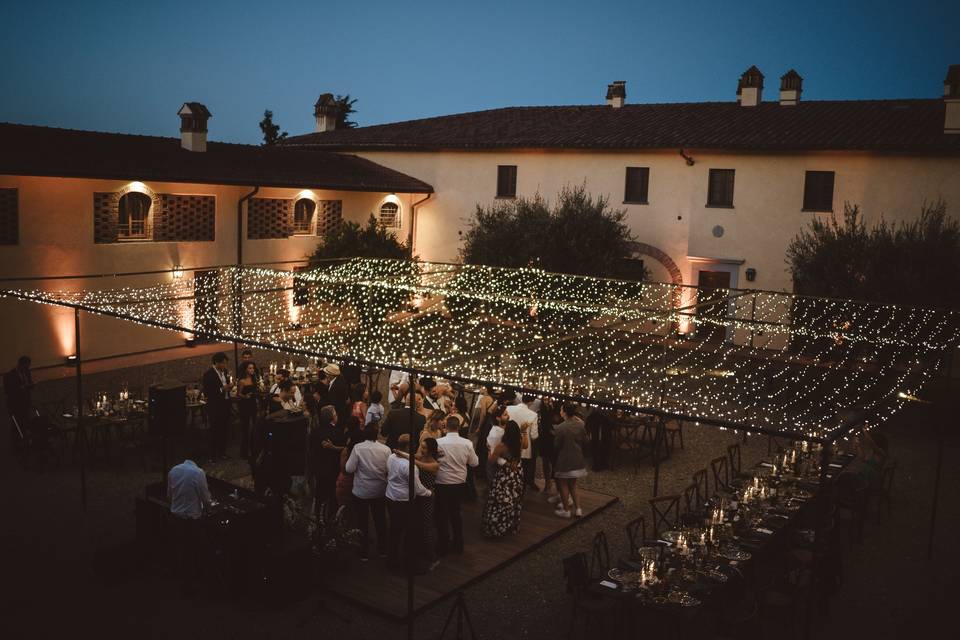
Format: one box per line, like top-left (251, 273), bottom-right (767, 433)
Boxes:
top-left (1, 0), bottom-right (957, 144)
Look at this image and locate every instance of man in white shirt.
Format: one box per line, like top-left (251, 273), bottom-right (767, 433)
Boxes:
top-left (384, 450), bottom-right (432, 569)
top-left (435, 422), bottom-right (479, 555)
top-left (270, 370), bottom-right (302, 408)
top-left (276, 381), bottom-right (303, 412)
top-left (345, 425), bottom-right (391, 560)
top-left (508, 395), bottom-right (540, 490)
top-left (167, 455), bottom-right (213, 595)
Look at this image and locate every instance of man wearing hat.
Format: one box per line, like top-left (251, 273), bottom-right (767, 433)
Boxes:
top-left (323, 362), bottom-right (350, 424)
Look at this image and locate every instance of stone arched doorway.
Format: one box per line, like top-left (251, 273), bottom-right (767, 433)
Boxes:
top-left (630, 242), bottom-right (683, 285)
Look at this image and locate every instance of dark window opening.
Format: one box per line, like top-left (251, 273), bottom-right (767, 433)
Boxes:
top-left (118, 191), bottom-right (152, 239)
top-left (624, 167), bottom-right (650, 203)
top-left (379, 201), bottom-right (400, 228)
top-left (803, 171), bottom-right (835, 212)
top-left (707, 169), bottom-right (735, 207)
top-left (496, 165), bottom-right (517, 198)
top-left (293, 198), bottom-right (316, 234)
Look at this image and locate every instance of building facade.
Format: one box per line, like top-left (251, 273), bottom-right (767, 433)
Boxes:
top-left (288, 64), bottom-right (960, 296)
top-left (0, 107), bottom-right (432, 367)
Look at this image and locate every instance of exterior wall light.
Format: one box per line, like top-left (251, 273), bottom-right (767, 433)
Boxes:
top-left (172, 265), bottom-right (184, 279)
top-left (745, 268), bottom-right (757, 282)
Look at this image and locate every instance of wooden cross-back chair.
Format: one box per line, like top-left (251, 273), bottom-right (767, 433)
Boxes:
top-left (590, 530), bottom-right (611, 578)
top-left (624, 515), bottom-right (647, 553)
top-left (727, 443), bottom-right (743, 478)
top-left (692, 468), bottom-right (709, 500)
top-left (711, 455), bottom-right (730, 492)
top-left (649, 495), bottom-right (681, 539)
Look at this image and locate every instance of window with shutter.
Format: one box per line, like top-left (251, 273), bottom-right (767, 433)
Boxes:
top-left (802, 171), bottom-right (835, 212)
top-left (379, 201), bottom-right (400, 228)
top-left (707, 169), bottom-right (735, 207)
top-left (293, 198), bottom-right (316, 234)
top-left (118, 192), bottom-right (152, 239)
top-left (624, 167), bottom-right (650, 203)
top-left (496, 165), bottom-right (517, 198)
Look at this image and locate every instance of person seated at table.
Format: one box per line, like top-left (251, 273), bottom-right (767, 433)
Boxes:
top-left (270, 369), bottom-right (301, 407)
top-left (167, 452), bottom-right (213, 596)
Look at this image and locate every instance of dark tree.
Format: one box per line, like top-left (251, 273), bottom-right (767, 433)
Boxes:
top-left (787, 200), bottom-right (960, 308)
top-left (309, 214), bottom-right (410, 262)
top-left (259, 110), bottom-right (288, 145)
top-left (459, 184), bottom-right (642, 279)
top-left (334, 95), bottom-right (358, 129)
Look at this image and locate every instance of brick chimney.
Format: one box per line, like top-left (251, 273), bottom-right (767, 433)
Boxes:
top-left (944, 64), bottom-right (960, 134)
top-left (177, 102), bottom-right (211, 152)
top-left (779, 69), bottom-right (803, 106)
top-left (737, 66), bottom-right (764, 107)
top-left (314, 93), bottom-right (339, 133)
top-left (606, 81), bottom-right (626, 108)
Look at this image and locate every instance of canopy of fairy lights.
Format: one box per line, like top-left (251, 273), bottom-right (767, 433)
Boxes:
top-left (4, 258), bottom-right (959, 443)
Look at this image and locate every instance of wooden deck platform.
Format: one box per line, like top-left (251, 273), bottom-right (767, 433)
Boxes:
top-left (317, 485), bottom-right (618, 620)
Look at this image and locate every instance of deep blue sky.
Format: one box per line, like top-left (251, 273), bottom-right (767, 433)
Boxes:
top-left (2, 0), bottom-right (957, 144)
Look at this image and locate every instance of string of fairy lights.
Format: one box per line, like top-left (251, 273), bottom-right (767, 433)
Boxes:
top-left (3, 257), bottom-right (958, 442)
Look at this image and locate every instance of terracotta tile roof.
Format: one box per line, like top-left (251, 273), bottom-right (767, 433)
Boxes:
top-left (0, 123), bottom-right (432, 193)
top-left (285, 99), bottom-right (960, 153)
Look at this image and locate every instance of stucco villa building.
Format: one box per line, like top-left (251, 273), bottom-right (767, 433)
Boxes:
top-left (1, 65), bottom-right (959, 367)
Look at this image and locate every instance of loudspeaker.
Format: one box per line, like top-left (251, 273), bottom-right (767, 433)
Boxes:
top-left (264, 414), bottom-right (308, 476)
top-left (149, 382), bottom-right (187, 436)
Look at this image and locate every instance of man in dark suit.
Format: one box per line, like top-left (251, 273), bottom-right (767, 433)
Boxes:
top-left (3, 355), bottom-right (34, 455)
top-left (380, 392), bottom-right (426, 451)
top-left (322, 363), bottom-right (350, 423)
top-left (202, 352), bottom-right (233, 460)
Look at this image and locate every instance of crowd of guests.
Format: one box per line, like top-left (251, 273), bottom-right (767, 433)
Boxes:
top-left (302, 369), bottom-right (591, 571)
top-left (193, 349), bottom-right (594, 572)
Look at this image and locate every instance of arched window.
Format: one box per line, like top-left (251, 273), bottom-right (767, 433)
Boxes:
top-left (118, 191), bottom-right (152, 239)
top-left (293, 198), bottom-right (316, 235)
top-left (379, 201), bottom-right (400, 228)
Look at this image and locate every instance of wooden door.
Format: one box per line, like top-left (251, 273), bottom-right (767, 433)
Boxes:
top-left (696, 270), bottom-right (731, 343)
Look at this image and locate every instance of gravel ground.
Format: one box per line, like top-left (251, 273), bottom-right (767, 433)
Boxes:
top-left (2, 378), bottom-right (958, 639)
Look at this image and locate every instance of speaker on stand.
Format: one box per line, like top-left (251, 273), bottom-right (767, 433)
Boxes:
top-left (149, 382), bottom-right (186, 481)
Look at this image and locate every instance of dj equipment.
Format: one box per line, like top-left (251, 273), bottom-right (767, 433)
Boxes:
top-left (148, 382), bottom-right (186, 436)
top-left (263, 413), bottom-right (309, 476)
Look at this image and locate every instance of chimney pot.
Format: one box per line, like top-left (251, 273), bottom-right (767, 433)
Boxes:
top-left (606, 81), bottom-right (626, 108)
top-left (177, 102), bottom-right (211, 152)
top-left (737, 66), bottom-right (764, 107)
top-left (314, 93), bottom-right (339, 132)
top-left (779, 69), bottom-right (803, 106)
top-left (944, 64), bottom-right (960, 134)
